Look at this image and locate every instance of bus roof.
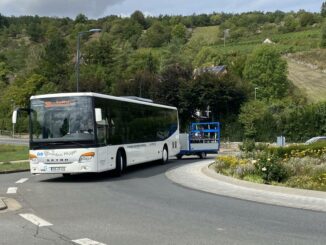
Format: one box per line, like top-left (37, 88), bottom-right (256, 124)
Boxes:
top-left (30, 92), bottom-right (177, 110)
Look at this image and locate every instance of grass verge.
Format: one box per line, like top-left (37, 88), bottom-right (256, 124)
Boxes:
top-left (0, 145), bottom-right (28, 162)
top-left (0, 162), bottom-right (29, 172)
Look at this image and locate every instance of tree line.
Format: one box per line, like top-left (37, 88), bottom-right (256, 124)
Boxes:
top-left (0, 7), bottom-right (326, 141)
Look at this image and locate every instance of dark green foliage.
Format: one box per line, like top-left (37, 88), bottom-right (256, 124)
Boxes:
top-left (321, 20), bottom-right (326, 48)
top-left (322, 2), bottom-right (326, 18)
top-left (75, 13), bottom-right (88, 24)
top-left (130, 10), bottom-right (147, 28)
top-left (26, 22), bottom-right (44, 42)
top-left (180, 73), bottom-right (248, 124)
top-left (0, 13), bottom-right (9, 28)
top-left (37, 35), bottom-right (70, 89)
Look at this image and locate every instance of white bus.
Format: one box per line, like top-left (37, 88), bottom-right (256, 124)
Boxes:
top-left (15, 93), bottom-right (180, 176)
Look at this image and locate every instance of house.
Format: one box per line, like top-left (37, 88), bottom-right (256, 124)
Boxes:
top-left (263, 38), bottom-right (274, 44)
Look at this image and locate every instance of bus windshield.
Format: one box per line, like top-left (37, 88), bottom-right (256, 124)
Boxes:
top-left (30, 96), bottom-right (95, 143)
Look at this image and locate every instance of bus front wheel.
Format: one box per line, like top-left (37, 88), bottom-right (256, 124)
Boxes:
top-left (115, 150), bottom-right (125, 176)
top-left (161, 146), bottom-right (169, 164)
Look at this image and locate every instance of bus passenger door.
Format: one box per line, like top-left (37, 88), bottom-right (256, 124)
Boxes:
top-left (95, 108), bottom-right (109, 171)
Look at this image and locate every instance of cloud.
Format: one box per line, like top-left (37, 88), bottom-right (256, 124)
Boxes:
top-left (0, 0), bottom-right (321, 18)
top-left (0, 0), bottom-right (125, 18)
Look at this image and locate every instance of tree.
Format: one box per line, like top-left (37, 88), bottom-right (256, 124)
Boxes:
top-left (130, 10), bottom-right (146, 28)
top-left (138, 21), bottom-right (171, 48)
top-left (37, 35), bottom-right (70, 89)
top-left (180, 73), bottom-right (248, 125)
top-left (27, 22), bottom-right (44, 42)
top-left (171, 23), bottom-right (187, 43)
top-left (243, 46), bottom-right (289, 100)
top-left (322, 2), bottom-right (326, 18)
top-left (75, 13), bottom-right (88, 24)
top-left (155, 63), bottom-right (193, 108)
top-left (238, 101), bottom-right (268, 138)
top-left (321, 20), bottom-right (326, 48)
top-left (298, 11), bottom-right (315, 27)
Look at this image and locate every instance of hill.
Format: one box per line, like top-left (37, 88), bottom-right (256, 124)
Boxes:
top-left (287, 58), bottom-right (326, 102)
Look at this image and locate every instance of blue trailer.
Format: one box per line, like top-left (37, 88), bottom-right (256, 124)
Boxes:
top-left (177, 122), bottom-right (220, 159)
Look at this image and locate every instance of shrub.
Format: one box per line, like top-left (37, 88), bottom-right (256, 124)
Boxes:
top-left (239, 139), bottom-right (256, 152)
top-left (254, 153), bottom-right (290, 183)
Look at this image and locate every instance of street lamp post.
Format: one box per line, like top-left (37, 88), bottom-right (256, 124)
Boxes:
top-left (254, 87), bottom-right (259, 100)
top-left (76, 28), bottom-right (102, 92)
top-left (11, 99), bottom-right (15, 138)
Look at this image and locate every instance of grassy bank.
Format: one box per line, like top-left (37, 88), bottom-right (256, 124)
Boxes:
top-left (0, 145), bottom-right (28, 162)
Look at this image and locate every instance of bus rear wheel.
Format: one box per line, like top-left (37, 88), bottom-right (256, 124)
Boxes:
top-left (115, 150), bottom-right (125, 176)
top-left (161, 146), bottom-right (169, 164)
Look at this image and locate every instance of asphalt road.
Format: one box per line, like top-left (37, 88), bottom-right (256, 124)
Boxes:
top-left (0, 137), bottom-right (28, 146)
top-left (1, 157), bottom-right (326, 245)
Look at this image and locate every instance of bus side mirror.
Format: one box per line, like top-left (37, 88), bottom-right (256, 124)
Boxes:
top-left (12, 110), bottom-right (17, 124)
top-left (95, 108), bottom-right (102, 122)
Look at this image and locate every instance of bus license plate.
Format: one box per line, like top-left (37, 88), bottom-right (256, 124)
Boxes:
top-left (51, 167), bottom-right (65, 172)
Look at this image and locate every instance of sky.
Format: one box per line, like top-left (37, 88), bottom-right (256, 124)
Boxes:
top-left (0, 0), bottom-right (323, 19)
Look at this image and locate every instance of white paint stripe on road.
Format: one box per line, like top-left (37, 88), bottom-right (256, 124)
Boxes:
top-left (6, 187), bottom-right (17, 194)
top-left (72, 238), bottom-right (107, 245)
top-left (16, 178), bottom-right (28, 184)
top-left (19, 213), bottom-right (52, 227)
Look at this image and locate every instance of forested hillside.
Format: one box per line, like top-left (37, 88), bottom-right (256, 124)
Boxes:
top-left (0, 9), bottom-right (325, 141)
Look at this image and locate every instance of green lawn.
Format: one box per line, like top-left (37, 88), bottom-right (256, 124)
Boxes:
top-left (0, 145), bottom-right (29, 162)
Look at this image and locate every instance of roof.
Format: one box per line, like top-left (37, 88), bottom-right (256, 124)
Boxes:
top-left (194, 65), bottom-right (227, 76)
top-left (30, 92), bottom-right (177, 110)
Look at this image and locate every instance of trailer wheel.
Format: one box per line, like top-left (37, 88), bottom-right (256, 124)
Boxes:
top-left (176, 154), bottom-right (183, 160)
top-left (199, 152), bottom-right (207, 159)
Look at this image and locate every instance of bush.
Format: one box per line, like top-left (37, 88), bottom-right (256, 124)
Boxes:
top-left (239, 139), bottom-right (256, 152)
top-left (254, 153), bottom-right (290, 183)
top-left (267, 142), bottom-right (326, 159)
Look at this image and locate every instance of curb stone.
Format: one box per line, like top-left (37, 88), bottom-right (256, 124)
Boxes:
top-left (0, 197), bottom-right (7, 210)
top-left (166, 160), bottom-right (326, 212)
top-left (0, 169), bottom-right (30, 174)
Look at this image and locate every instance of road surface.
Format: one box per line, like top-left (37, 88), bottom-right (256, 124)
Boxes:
top-left (1, 157), bottom-right (326, 245)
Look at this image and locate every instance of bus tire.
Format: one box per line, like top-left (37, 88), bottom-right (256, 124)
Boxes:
top-left (161, 146), bottom-right (169, 164)
top-left (115, 150), bottom-right (125, 176)
top-left (199, 152), bottom-right (207, 159)
top-left (176, 154), bottom-right (183, 160)
top-left (62, 173), bottom-right (71, 178)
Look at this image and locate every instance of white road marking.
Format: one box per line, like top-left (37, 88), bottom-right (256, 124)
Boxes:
top-left (72, 238), bottom-right (107, 245)
top-left (6, 187), bottom-right (17, 194)
top-left (16, 178), bottom-right (28, 184)
top-left (19, 213), bottom-right (52, 227)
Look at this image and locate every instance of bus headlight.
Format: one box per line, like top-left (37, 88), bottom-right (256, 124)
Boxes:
top-left (79, 152), bottom-right (95, 163)
top-left (29, 153), bottom-right (38, 164)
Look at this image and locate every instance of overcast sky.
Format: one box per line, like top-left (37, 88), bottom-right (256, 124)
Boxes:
top-left (0, 0), bottom-right (322, 19)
